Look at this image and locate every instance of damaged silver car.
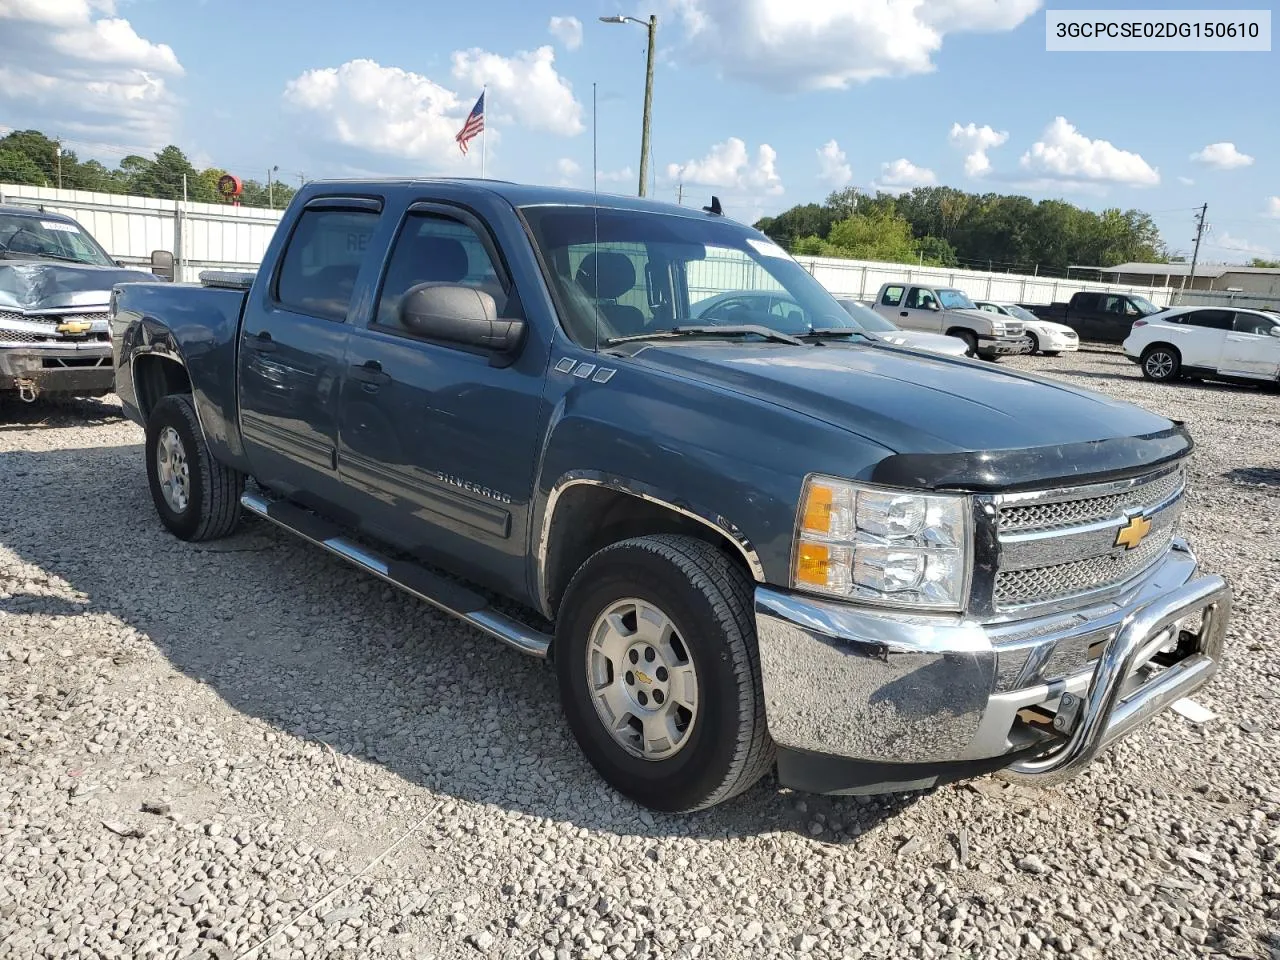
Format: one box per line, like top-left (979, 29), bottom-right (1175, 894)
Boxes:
top-left (1, 204), bottom-right (156, 403)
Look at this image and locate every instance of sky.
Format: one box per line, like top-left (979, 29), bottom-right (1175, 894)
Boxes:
top-left (0, 0), bottom-right (1276, 264)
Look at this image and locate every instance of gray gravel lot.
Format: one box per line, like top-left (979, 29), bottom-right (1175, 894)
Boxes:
top-left (2, 347), bottom-right (1278, 960)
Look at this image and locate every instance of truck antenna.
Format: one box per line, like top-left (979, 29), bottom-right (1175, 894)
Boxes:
top-left (592, 81), bottom-right (600, 354)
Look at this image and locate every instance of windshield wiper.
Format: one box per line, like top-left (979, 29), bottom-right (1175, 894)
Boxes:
top-left (801, 327), bottom-right (871, 340)
top-left (606, 324), bottom-right (804, 346)
top-left (0, 249), bottom-right (87, 264)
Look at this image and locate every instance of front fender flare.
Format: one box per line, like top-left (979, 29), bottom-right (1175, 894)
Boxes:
top-left (532, 469), bottom-right (766, 619)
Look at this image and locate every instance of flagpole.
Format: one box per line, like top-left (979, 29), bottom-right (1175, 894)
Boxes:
top-left (480, 85), bottom-right (487, 179)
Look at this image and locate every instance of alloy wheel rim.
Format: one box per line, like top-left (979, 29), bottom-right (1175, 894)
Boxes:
top-left (156, 426), bottom-right (191, 513)
top-left (585, 598), bottom-right (699, 761)
top-left (1146, 353), bottom-right (1173, 379)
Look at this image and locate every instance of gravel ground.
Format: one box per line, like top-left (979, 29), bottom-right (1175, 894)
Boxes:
top-left (2, 348), bottom-right (1278, 960)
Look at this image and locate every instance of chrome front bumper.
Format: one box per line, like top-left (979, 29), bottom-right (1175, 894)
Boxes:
top-left (756, 541), bottom-right (1231, 786)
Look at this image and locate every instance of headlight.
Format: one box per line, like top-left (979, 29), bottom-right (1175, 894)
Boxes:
top-left (793, 476), bottom-right (971, 610)
top-left (990, 322), bottom-right (1007, 337)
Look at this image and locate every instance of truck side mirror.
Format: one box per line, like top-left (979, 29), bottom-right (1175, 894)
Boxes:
top-left (150, 249), bottom-right (175, 281)
top-left (399, 283), bottom-right (525, 359)
top-left (929, 302), bottom-right (941, 311)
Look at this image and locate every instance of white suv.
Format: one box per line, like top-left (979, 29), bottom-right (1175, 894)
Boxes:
top-left (1123, 306), bottom-right (1280, 384)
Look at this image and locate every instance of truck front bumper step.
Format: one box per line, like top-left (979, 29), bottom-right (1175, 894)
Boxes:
top-left (755, 540), bottom-right (1230, 793)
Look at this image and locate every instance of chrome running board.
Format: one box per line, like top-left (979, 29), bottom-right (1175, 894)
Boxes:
top-left (240, 491), bottom-right (551, 658)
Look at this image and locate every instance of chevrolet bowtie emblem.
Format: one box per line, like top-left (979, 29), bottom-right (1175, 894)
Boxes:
top-left (56, 320), bottom-right (92, 336)
top-left (633, 670), bottom-right (652, 685)
top-left (1114, 513), bottom-right (1152, 551)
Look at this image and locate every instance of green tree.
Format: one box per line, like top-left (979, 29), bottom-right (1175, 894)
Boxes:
top-left (1249, 257), bottom-right (1280, 268)
top-left (0, 148), bottom-right (46, 185)
top-left (913, 235), bottom-right (958, 267)
top-left (755, 203), bottom-right (836, 249)
top-left (824, 210), bottom-right (917, 263)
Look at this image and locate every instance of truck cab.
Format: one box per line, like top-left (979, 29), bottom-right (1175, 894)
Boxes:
top-left (871, 282), bottom-right (1030, 359)
top-left (109, 179), bottom-right (1232, 813)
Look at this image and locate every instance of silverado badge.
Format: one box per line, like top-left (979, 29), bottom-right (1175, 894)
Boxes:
top-left (1114, 513), bottom-right (1153, 551)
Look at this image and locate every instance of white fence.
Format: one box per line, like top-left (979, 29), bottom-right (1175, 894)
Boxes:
top-left (2, 182), bottom-right (1183, 306)
top-left (0, 184), bottom-right (282, 283)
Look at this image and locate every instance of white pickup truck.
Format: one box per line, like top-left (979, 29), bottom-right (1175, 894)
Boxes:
top-left (872, 282), bottom-right (1031, 361)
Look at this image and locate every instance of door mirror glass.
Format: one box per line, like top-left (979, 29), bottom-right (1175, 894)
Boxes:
top-left (399, 283), bottom-right (525, 355)
top-left (1270, 326), bottom-right (1280, 337)
top-left (930, 301), bottom-right (941, 311)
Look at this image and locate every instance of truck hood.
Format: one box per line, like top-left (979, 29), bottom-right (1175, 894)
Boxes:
top-left (623, 340), bottom-right (1172, 456)
top-left (0, 261), bottom-right (157, 312)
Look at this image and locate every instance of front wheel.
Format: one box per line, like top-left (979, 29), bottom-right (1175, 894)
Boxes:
top-left (949, 330), bottom-right (979, 357)
top-left (1140, 345), bottom-right (1181, 382)
top-left (1027, 333), bottom-right (1041, 355)
top-left (145, 394), bottom-right (245, 541)
top-left (555, 535), bottom-right (774, 812)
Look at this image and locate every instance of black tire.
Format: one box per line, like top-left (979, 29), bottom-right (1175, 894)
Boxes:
top-left (1027, 332), bottom-right (1041, 355)
top-left (145, 393), bottom-right (245, 541)
top-left (1140, 345), bottom-right (1181, 382)
top-left (949, 330), bottom-right (979, 357)
top-left (555, 535), bottom-right (774, 812)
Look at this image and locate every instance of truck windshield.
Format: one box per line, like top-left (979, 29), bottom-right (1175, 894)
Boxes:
top-left (521, 205), bottom-right (856, 346)
top-left (936, 288), bottom-right (977, 310)
top-left (0, 213), bottom-right (114, 267)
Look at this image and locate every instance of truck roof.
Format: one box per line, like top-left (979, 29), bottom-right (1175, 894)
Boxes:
top-left (0, 203), bottom-right (81, 224)
top-left (304, 178), bottom-right (727, 222)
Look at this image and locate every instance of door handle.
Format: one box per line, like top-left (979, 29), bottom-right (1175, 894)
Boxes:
top-left (350, 359), bottom-right (391, 387)
top-left (245, 331), bottom-right (277, 353)
top-left (900, 311), bottom-right (909, 318)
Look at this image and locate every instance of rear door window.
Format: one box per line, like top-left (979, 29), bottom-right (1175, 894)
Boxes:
top-left (880, 285), bottom-right (904, 307)
top-left (275, 208), bottom-right (380, 322)
top-left (1186, 309), bottom-right (1233, 331)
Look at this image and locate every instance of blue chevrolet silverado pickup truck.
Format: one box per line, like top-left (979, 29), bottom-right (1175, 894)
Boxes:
top-left (110, 179), bottom-right (1232, 812)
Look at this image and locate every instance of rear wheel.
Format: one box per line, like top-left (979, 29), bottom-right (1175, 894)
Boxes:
top-left (146, 394), bottom-right (245, 541)
top-left (1140, 345), bottom-right (1181, 382)
top-left (555, 535), bottom-right (774, 812)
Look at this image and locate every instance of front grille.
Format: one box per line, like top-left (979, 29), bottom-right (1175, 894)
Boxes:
top-left (989, 465), bottom-right (1185, 611)
top-left (999, 467), bottom-right (1184, 533)
top-left (0, 330), bottom-right (52, 344)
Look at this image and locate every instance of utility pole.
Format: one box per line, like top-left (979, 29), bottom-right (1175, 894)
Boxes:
top-left (676, 182), bottom-right (683, 205)
top-left (1188, 203), bottom-right (1208, 291)
top-left (599, 13), bottom-right (657, 198)
top-left (55, 141), bottom-right (62, 190)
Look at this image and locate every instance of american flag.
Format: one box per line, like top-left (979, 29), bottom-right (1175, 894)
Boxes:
top-left (455, 92), bottom-right (485, 155)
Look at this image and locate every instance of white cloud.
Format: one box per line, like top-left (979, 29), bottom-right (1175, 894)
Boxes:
top-left (1019, 117), bottom-right (1159, 186)
top-left (0, 0), bottom-right (182, 145)
top-left (284, 47), bottom-right (584, 168)
top-left (555, 157), bottom-right (581, 185)
top-left (1177, 176), bottom-right (1195, 186)
top-left (597, 166), bottom-right (635, 183)
top-left (1267, 196), bottom-right (1280, 218)
top-left (1209, 232), bottom-right (1274, 259)
top-left (948, 122), bottom-right (1008, 177)
top-left (548, 15), bottom-right (584, 51)
top-left (1190, 141), bottom-right (1254, 169)
top-left (874, 158), bottom-right (936, 192)
top-left (451, 45), bottom-right (583, 136)
top-left (665, 0), bottom-right (1040, 91)
top-left (816, 140), bottom-right (852, 187)
top-left (284, 60), bottom-right (467, 168)
top-left (666, 137), bottom-right (783, 196)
